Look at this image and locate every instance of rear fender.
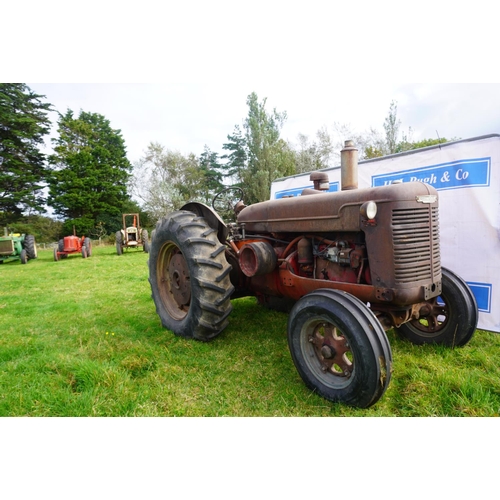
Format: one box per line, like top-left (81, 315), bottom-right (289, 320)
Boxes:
top-left (181, 201), bottom-right (228, 244)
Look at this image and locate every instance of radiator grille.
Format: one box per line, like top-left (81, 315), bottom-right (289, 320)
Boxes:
top-left (392, 206), bottom-right (441, 283)
top-left (0, 240), bottom-right (14, 255)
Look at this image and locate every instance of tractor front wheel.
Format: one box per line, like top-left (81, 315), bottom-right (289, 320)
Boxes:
top-left (149, 210), bottom-right (234, 341)
top-left (20, 249), bottom-right (28, 264)
top-left (288, 289), bottom-right (392, 408)
top-left (142, 229), bottom-right (150, 253)
top-left (116, 231), bottom-right (123, 255)
top-left (396, 267), bottom-right (478, 347)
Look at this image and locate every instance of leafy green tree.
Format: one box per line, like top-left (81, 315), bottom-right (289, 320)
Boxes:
top-left (241, 92), bottom-right (295, 204)
top-left (199, 146), bottom-right (225, 203)
top-left (396, 135), bottom-right (450, 153)
top-left (345, 102), bottom-right (455, 159)
top-left (131, 142), bottom-right (204, 222)
top-left (384, 100), bottom-right (401, 155)
top-left (221, 125), bottom-right (247, 185)
top-left (294, 126), bottom-right (335, 173)
top-left (91, 199), bottom-right (149, 239)
top-left (0, 83), bottom-right (52, 225)
top-left (9, 215), bottom-right (63, 244)
top-left (47, 110), bottom-right (132, 235)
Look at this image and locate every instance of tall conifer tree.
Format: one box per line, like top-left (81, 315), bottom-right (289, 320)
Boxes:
top-left (0, 83), bottom-right (52, 224)
top-left (47, 110), bottom-right (132, 235)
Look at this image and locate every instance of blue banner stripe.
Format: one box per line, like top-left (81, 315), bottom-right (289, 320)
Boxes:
top-left (467, 282), bottom-right (492, 313)
top-left (372, 158), bottom-right (491, 191)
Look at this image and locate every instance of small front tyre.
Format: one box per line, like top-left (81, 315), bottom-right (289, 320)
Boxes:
top-left (288, 289), bottom-right (392, 408)
top-left (396, 267), bottom-right (478, 347)
top-left (20, 249), bottom-right (28, 264)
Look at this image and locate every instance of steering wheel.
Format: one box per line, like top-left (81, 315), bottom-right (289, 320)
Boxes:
top-left (212, 187), bottom-right (244, 215)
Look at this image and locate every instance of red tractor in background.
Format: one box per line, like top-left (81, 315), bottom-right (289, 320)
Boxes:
top-left (54, 229), bottom-right (92, 261)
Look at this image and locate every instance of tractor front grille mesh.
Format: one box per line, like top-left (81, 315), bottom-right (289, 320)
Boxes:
top-left (392, 206), bottom-right (441, 283)
top-left (0, 240), bottom-right (14, 255)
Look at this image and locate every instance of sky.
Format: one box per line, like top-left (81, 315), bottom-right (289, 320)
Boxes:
top-left (8, 0), bottom-right (500, 170)
top-left (25, 82), bottom-right (500, 167)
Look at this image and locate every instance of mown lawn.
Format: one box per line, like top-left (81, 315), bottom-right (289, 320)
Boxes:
top-left (1, 245), bottom-right (499, 416)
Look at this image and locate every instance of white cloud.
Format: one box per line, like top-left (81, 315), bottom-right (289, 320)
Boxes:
top-left (28, 82), bottom-right (500, 165)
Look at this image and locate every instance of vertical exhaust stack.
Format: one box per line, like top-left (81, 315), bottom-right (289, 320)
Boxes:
top-left (341, 140), bottom-right (358, 190)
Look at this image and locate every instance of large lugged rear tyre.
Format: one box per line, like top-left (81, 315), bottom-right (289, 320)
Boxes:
top-left (58, 239), bottom-right (67, 259)
top-left (84, 237), bottom-right (92, 257)
top-left (142, 229), bottom-right (150, 253)
top-left (24, 235), bottom-right (38, 260)
top-left (288, 289), bottom-right (392, 408)
top-left (149, 210), bottom-right (234, 341)
top-left (396, 267), bottom-right (478, 347)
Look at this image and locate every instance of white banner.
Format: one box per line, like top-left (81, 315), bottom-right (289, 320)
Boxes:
top-left (271, 134), bottom-right (500, 333)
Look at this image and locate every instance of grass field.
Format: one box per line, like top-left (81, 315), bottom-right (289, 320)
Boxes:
top-left (1, 244), bottom-right (499, 417)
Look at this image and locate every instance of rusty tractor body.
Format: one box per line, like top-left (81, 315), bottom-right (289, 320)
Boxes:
top-left (148, 140), bottom-right (478, 408)
top-left (116, 213), bottom-right (149, 255)
top-left (54, 233), bottom-right (91, 261)
top-left (0, 230), bottom-right (37, 265)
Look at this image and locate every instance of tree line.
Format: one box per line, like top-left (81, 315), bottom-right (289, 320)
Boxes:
top-left (1, 83), bottom-right (140, 241)
top-left (0, 84), bottom-right (451, 241)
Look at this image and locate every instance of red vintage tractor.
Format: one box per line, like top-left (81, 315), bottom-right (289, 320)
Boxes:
top-left (54, 230), bottom-right (92, 261)
top-left (148, 140), bottom-right (478, 408)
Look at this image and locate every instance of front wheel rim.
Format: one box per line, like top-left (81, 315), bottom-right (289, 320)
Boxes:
top-left (409, 297), bottom-right (449, 336)
top-left (300, 318), bottom-right (355, 390)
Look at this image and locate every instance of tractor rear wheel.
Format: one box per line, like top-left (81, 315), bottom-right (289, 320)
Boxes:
top-left (396, 267), bottom-right (478, 347)
top-left (58, 239), bottom-right (67, 259)
top-left (149, 210), bottom-right (234, 341)
top-left (53, 247), bottom-right (59, 262)
top-left (288, 289), bottom-right (392, 408)
top-left (84, 237), bottom-right (92, 257)
top-left (142, 229), bottom-right (149, 253)
top-left (24, 235), bottom-right (37, 260)
top-left (116, 231), bottom-right (123, 255)
top-left (82, 246), bottom-right (88, 258)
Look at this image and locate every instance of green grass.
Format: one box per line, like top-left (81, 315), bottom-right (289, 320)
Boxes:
top-left (1, 245), bottom-right (499, 416)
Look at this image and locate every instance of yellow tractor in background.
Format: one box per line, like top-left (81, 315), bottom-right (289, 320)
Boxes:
top-left (115, 213), bottom-right (149, 255)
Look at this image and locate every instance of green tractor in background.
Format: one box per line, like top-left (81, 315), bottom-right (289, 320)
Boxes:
top-left (0, 229), bottom-right (38, 265)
